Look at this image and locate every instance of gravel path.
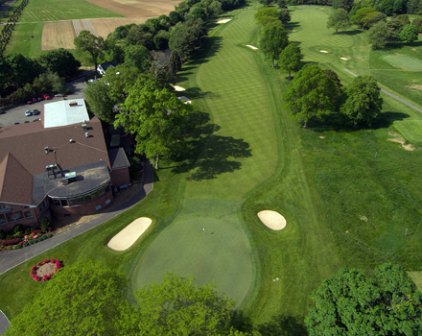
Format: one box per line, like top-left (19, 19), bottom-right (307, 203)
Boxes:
top-left (0, 158), bottom-right (154, 276)
top-left (343, 68), bottom-right (422, 114)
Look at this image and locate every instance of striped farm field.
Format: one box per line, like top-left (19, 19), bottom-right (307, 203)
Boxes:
top-left (42, 21), bottom-right (75, 50)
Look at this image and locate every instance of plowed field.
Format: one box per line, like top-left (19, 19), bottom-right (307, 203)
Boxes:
top-left (42, 21), bottom-right (75, 50)
top-left (86, 0), bottom-right (181, 17)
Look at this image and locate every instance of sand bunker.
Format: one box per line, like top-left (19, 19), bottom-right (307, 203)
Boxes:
top-left (320, 50), bottom-right (328, 53)
top-left (107, 217), bottom-right (152, 251)
top-left (246, 45), bottom-right (258, 50)
top-left (177, 96), bottom-right (192, 104)
top-left (387, 131), bottom-right (415, 151)
top-left (341, 57), bottom-right (348, 61)
top-left (217, 18), bottom-right (231, 23)
top-left (257, 210), bottom-right (286, 230)
top-left (172, 85), bottom-right (186, 91)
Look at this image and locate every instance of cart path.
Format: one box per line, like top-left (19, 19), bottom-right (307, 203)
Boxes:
top-left (0, 158), bottom-right (154, 276)
top-left (343, 68), bottom-right (422, 114)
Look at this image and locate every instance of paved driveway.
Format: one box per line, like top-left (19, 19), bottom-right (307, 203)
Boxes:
top-left (0, 76), bottom-right (88, 127)
top-left (0, 310), bottom-right (10, 335)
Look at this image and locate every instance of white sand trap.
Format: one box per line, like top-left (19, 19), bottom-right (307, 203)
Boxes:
top-left (217, 18), bottom-right (231, 23)
top-left (257, 210), bottom-right (286, 231)
top-left (246, 44), bottom-right (258, 50)
top-left (107, 217), bottom-right (152, 251)
top-left (177, 96), bottom-right (192, 104)
top-left (341, 57), bottom-right (348, 61)
top-left (320, 50), bottom-right (329, 53)
top-left (172, 85), bottom-right (186, 91)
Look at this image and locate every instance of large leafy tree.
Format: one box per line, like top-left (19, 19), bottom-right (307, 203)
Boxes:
top-left (74, 30), bottom-right (106, 78)
top-left (399, 24), bottom-right (419, 43)
top-left (342, 75), bottom-right (383, 126)
top-left (260, 25), bottom-right (289, 67)
top-left (169, 18), bottom-right (208, 57)
top-left (282, 64), bottom-right (338, 127)
top-left (169, 49), bottom-right (182, 79)
top-left (254, 7), bottom-right (280, 27)
top-left (114, 75), bottom-right (192, 169)
top-left (4, 260), bottom-right (127, 336)
top-left (368, 21), bottom-right (391, 49)
top-left (279, 43), bottom-right (302, 79)
top-left (130, 272), bottom-right (236, 335)
top-left (278, 8), bottom-right (291, 25)
top-left (327, 8), bottom-right (352, 33)
top-left (85, 81), bottom-right (116, 123)
top-left (305, 263), bottom-right (422, 336)
top-left (123, 44), bottom-right (152, 73)
top-left (40, 48), bottom-right (81, 78)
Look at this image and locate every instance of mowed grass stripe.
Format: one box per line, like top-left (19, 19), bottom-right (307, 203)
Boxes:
top-left (187, 7), bottom-right (278, 199)
top-left (19, 0), bottom-right (123, 22)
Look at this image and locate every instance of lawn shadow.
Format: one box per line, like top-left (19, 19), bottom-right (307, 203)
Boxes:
top-left (170, 110), bottom-right (252, 180)
top-left (307, 111), bottom-right (410, 133)
top-left (335, 29), bottom-right (363, 36)
top-left (258, 314), bottom-right (308, 336)
top-left (188, 36), bottom-right (223, 67)
top-left (182, 86), bottom-right (219, 100)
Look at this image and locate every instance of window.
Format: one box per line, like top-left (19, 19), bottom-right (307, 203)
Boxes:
top-left (14, 211), bottom-right (23, 221)
top-left (105, 199), bottom-right (111, 205)
top-left (43, 199), bottom-right (48, 208)
top-left (95, 205), bottom-right (101, 211)
top-left (53, 199), bottom-right (61, 207)
top-left (24, 210), bottom-right (33, 219)
top-left (97, 187), bottom-right (105, 197)
top-left (61, 199), bottom-right (68, 207)
top-left (39, 204), bottom-right (44, 211)
top-left (77, 196), bottom-right (85, 204)
top-left (0, 204), bottom-right (12, 212)
top-left (91, 190), bottom-right (99, 200)
top-left (0, 214), bottom-right (6, 225)
top-left (105, 185), bottom-right (110, 194)
top-left (69, 198), bottom-right (77, 206)
top-left (5, 212), bottom-right (15, 222)
top-left (84, 194), bottom-right (91, 203)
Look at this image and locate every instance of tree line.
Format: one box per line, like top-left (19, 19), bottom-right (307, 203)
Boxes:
top-left (4, 261), bottom-right (421, 335)
top-left (0, 0), bottom-right (29, 57)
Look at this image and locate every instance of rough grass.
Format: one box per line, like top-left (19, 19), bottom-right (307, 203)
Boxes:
top-left (4, 22), bottom-right (44, 58)
top-left (18, 0), bottom-right (123, 22)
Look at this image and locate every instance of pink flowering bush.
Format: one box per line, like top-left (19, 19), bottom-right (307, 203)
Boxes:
top-left (30, 259), bottom-right (62, 282)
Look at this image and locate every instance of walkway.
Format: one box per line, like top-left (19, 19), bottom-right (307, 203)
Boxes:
top-left (0, 310), bottom-right (9, 335)
top-left (343, 68), bottom-right (422, 114)
top-left (0, 158), bottom-right (154, 276)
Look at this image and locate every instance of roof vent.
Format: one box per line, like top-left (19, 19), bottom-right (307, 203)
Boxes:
top-left (69, 101), bottom-right (78, 107)
top-left (69, 139), bottom-right (74, 143)
top-left (44, 146), bottom-right (49, 154)
top-left (82, 123), bottom-right (87, 131)
top-left (65, 172), bottom-right (77, 184)
top-left (85, 132), bottom-right (89, 138)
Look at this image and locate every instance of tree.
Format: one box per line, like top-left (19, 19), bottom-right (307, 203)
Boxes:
top-left (169, 49), bottom-right (182, 79)
top-left (103, 65), bottom-right (141, 103)
top-left (305, 263), bottom-right (422, 336)
top-left (254, 7), bottom-right (280, 27)
top-left (279, 43), bottom-right (302, 79)
top-left (327, 8), bottom-right (351, 33)
top-left (85, 81), bottom-right (116, 123)
top-left (342, 75), bottom-right (382, 126)
top-left (40, 48), bottom-right (81, 78)
top-left (379, 0), bottom-right (394, 15)
top-left (169, 18), bottom-right (208, 57)
top-left (114, 75), bottom-right (192, 169)
top-left (153, 29), bottom-right (170, 50)
top-left (332, 0), bottom-right (354, 12)
top-left (351, 7), bottom-right (375, 27)
top-left (74, 31), bottom-right (105, 79)
top-left (277, 0), bottom-right (287, 8)
top-left (4, 260), bottom-right (127, 336)
top-left (282, 64), bottom-right (338, 127)
top-left (123, 45), bottom-right (152, 73)
top-left (130, 272), bottom-right (236, 335)
top-left (368, 21), bottom-right (391, 49)
top-left (388, 17), bottom-right (406, 39)
top-left (260, 25), bottom-right (289, 67)
top-left (150, 51), bottom-right (171, 87)
top-left (399, 24), bottom-right (419, 43)
top-left (278, 8), bottom-right (291, 25)
top-left (324, 69), bottom-right (344, 108)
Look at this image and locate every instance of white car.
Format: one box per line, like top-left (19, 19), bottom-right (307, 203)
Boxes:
top-left (55, 93), bottom-right (65, 97)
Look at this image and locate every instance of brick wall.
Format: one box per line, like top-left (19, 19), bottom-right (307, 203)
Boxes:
top-left (50, 190), bottom-right (114, 217)
top-left (110, 168), bottom-right (130, 187)
top-left (0, 203), bottom-right (43, 232)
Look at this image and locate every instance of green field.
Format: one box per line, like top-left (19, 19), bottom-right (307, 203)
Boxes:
top-left (9, 0), bottom-right (123, 22)
top-left (2, 3), bottom-right (422, 331)
top-left (381, 54), bottom-right (422, 71)
top-left (5, 22), bottom-right (44, 57)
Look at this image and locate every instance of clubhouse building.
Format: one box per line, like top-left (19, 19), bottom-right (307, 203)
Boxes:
top-left (0, 99), bottom-right (131, 232)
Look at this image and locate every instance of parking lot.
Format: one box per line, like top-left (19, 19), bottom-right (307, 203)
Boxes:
top-left (0, 76), bottom-right (88, 127)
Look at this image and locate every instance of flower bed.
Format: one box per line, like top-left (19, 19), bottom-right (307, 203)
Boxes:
top-left (30, 259), bottom-right (62, 282)
top-left (1, 232), bottom-right (53, 251)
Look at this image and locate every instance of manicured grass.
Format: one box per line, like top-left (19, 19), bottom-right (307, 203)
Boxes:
top-left (5, 22), bottom-right (44, 57)
top-left (394, 120), bottom-right (422, 144)
top-left (381, 54), bottom-right (422, 71)
top-left (16, 0), bottom-right (123, 22)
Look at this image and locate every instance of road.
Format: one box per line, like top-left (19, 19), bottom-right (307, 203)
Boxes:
top-left (0, 157), bottom-right (154, 276)
top-left (343, 68), bottom-right (422, 114)
top-left (0, 76), bottom-right (88, 126)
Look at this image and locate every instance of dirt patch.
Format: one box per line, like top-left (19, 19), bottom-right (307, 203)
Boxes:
top-left (319, 135), bottom-right (325, 139)
top-left (408, 84), bottom-right (422, 91)
top-left (387, 131), bottom-right (415, 151)
top-left (91, 17), bottom-right (148, 38)
top-left (85, 0), bottom-right (182, 18)
top-left (42, 21), bottom-right (75, 50)
top-left (35, 262), bottom-right (56, 277)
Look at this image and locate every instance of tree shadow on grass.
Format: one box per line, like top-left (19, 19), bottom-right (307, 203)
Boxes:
top-left (258, 315), bottom-right (308, 336)
top-left (181, 86), bottom-right (220, 100)
top-left (169, 110), bottom-right (252, 180)
top-left (335, 29), bottom-right (364, 36)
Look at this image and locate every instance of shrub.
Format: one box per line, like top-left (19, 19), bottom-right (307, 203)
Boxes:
top-left (41, 235), bottom-right (47, 240)
top-left (29, 240), bottom-right (35, 245)
top-left (37, 262), bottom-right (42, 266)
top-left (33, 275), bottom-right (41, 281)
top-left (12, 244), bottom-right (22, 249)
top-left (51, 259), bottom-right (55, 263)
top-left (12, 224), bottom-right (22, 234)
top-left (1, 238), bottom-right (21, 246)
top-left (36, 238), bottom-right (42, 242)
top-left (6, 246), bottom-right (12, 250)
top-left (43, 259), bottom-right (49, 263)
top-left (47, 233), bottom-right (52, 238)
top-left (43, 275), bottom-right (48, 281)
top-left (40, 217), bottom-right (51, 232)
top-left (23, 242), bottom-right (29, 247)
top-left (24, 227), bottom-right (32, 235)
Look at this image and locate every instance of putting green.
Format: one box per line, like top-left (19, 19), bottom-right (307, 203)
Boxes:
top-left (133, 217), bottom-right (254, 306)
top-left (381, 55), bottom-right (422, 71)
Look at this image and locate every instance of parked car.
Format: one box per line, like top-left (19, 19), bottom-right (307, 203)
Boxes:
top-left (27, 100), bottom-right (32, 104)
top-left (32, 109), bottom-right (40, 115)
top-left (31, 98), bottom-right (37, 103)
top-left (14, 122), bottom-right (20, 125)
top-left (25, 110), bottom-right (32, 116)
top-left (55, 93), bottom-right (65, 97)
top-left (42, 94), bottom-right (51, 100)
top-left (24, 121), bottom-right (30, 123)
top-left (37, 97), bottom-right (42, 101)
